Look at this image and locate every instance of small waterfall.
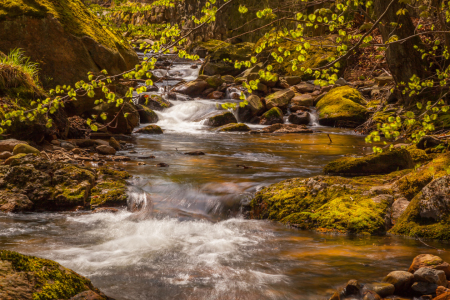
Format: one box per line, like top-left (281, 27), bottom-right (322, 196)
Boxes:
top-left (127, 186), bottom-right (153, 217)
top-left (155, 99), bottom-right (219, 133)
top-left (309, 108), bottom-right (321, 126)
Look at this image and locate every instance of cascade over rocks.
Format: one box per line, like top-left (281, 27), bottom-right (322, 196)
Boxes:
top-left (260, 107), bottom-right (284, 125)
top-left (0, 0), bottom-right (138, 87)
top-left (202, 111), bottom-right (237, 127)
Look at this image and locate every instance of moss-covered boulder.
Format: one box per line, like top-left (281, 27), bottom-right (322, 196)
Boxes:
top-left (216, 123), bottom-right (251, 132)
top-left (324, 149), bottom-right (414, 176)
top-left (138, 94), bottom-right (172, 111)
top-left (248, 172), bottom-right (407, 235)
top-left (0, 0), bottom-right (138, 87)
top-left (260, 107), bottom-right (284, 125)
top-left (236, 95), bottom-right (265, 122)
top-left (136, 104), bottom-right (159, 124)
top-left (203, 111), bottom-right (237, 127)
top-left (135, 124), bottom-right (163, 134)
top-left (0, 250), bottom-right (109, 300)
top-left (12, 144), bottom-right (39, 155)
top-left (316, 86), bottom-right (368, 127)
top-left (205, 75), bottom-right (224, 88)
top-left (0, 154), bottom-right (130, 212)
top-left (265, 89), bottom-right (295, 110)
top-left (0, 190), bottom-right (33, 213)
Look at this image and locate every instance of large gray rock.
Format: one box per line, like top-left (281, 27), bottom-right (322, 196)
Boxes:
top-left (265, 89), bottom-right (295, 110)
top-left (291, 94), bottom-right (314, 107)
top-left (383, 271), bottom-right (414, 294)
top-left (417, 175), bottom-right (450, 221)
top-left (414, 267), bottom-right (447, 287)
top-left (173, 80), bottom-right (209, 96)
top-left (391, 198), bottom-right (410, 224)
top-left (409, 254), bottom-right (450, 278)
top-left (0, 139), bottom-right (28, 152)
top-left (203, 111), bottom-right (237, 127)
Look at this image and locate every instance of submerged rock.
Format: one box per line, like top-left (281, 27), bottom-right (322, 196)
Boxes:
top-left (316, 86), bottom-right (368, 127)
top-left (324, 149), bottom-right (414, 176)
top-left (216, 123), bottom-right (251, 132)
top-left (0, 250), bottom-right (111, 300)
top-left (256, 124), bottom-right (313, 134)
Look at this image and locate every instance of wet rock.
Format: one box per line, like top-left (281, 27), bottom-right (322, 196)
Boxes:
top-left (0, 151), bottom-right (12, 159)
top-left (201, 88), bottom-right (215, 97)
top-left (157, 163), bottom-right (169, 167)
top-left (237, 95), bottom-right (265, 122)
top-left (288, 111), bottom-right (310, 125)
top-left (203, 111), bottom-right (237, 127)
top-left (4, 153), bottom-right (27, 165)
top-left (61, 142), bottom-right (76, 150)
top-left (414, 267), bottom-right (448, 287)
top-left (138, 94), bottom-right (172, 111)
top-left (324, 149), bottom-right (414, 176)
top-left (0, 191), bottom-right (33, 213)
top-left (256, 124), bottom-right (313, 134)
top-left (345, 279), bottom-right (362, 296)
top-left (416, 175), bottom-right (450, 221)
top-left (0, 250), bottom-right (108, 300)
top-left (207, 91), bottom-right (224, 99)
top-left (260, 107), bottom-right (284, 125)
top-left (291, 93), bottom-right (314, 107)
top-left (0, 139), bottom-right (28, 152)
top-left (291, 105), bottom-right (311, 112)
top-left (202, 60), bottom-right (236, 76)
top-left (363, 290), bottom-right (381, 300)
top-left (383, 271), bottom-right (414, 294)
top-left (265, 89), bottom-right (295, 110)
top-left (96, 145), bottom-right (116, 156)
top-left (410, 255), bottom-right (450, 278)
top-left (391, 198), bottom-right (410, 224)
top-left (437, 286), bottom-right (450, 296)
top-left (411, 281), bottom-right (438, 295)
top-left (216, 123), bottom-right (251, 132)
top-left (173, 80), bottom-right (209, 96)
top-left (205, 75), bottom-right (224, 88)
top-left (12, 144), bottom-right (39, 155)
top-left (109, 138), bottom-right (121, 151)
top-left (137, 104), bottom-right (159, 124)
top-left (367, 282), bottom-right (395, 297)
top-left (135, 125), bottom-right (164, 134)
top-left (417, 136), bottom-right (442, 150)
top-left (316, 86), bottom-right (368, 127)
top-left (71, 148), bottom-right (82, 155)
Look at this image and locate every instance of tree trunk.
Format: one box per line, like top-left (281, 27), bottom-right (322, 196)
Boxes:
top-left (373, 0), bottom-right (426, 104)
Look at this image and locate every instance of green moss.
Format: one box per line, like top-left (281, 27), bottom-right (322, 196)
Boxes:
top-left (262, 107), bottom-right (283, 119)
top-left (407, 146), bottom-right (430, 164)
top-left (98, 166), bottom-right (131, 179)
top-left (0, 250), bottom-right (95, 300)
top-left (194, 40), bottom-right (254, 62)
top-left (395, 152), bottom-right (450, 200)
top-left (249, 174), bottom-right (396, 234)
top-left (0, 0), bottom-right (128, 50)
top-left (316, 86), bottom-right (367, 125)
top-left (90, 180), bottom-right (128, 208)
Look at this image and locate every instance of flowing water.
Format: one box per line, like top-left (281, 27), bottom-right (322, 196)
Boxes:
top-left (2, 62), bottom-right (450, 300)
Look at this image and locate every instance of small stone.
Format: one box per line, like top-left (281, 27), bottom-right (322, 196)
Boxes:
top-left (96, 145), bottom-right (116, 155)
top-left (345, 279), bottom-right (361, 296)
top-left (363, 290), bottom-right (381, 300)
top-left (71, 148), bottom-right (82, 155)
top-left (135, 125), bottom-right (164, 134)
top-left (12, 144), bottom-right (40, 155)
top-left (60, 142), bottom-right (76, 150)
top-left (184, 151), bottom-right (205, 155)
top-left (0, 139), bottom-right (28, 152)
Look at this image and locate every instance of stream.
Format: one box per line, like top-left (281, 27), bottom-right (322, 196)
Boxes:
top-left (1, 61), bottom-right (450, 300)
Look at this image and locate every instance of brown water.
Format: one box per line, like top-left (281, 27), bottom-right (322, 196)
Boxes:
top-left (2, 63), bottom-right (450, 300)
